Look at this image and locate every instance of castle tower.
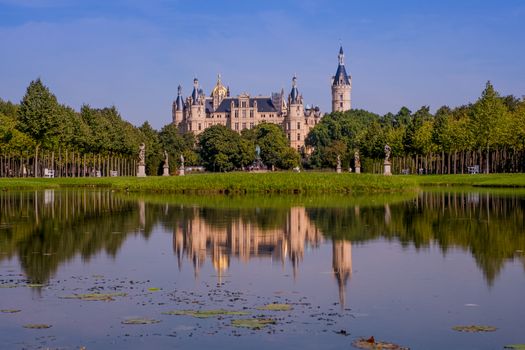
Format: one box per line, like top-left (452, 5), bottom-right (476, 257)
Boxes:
top-left (189, 78), bottom-right (206, 134)
top-left (331, 46), bottom-right (352, 113)
top-left (287, 75), bottom-right (305, 151)
top-left (172, 85), bottom-right (184, 128)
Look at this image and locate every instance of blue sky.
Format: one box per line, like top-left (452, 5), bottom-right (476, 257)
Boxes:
top-left (1, 0), bottom-right (524, 129)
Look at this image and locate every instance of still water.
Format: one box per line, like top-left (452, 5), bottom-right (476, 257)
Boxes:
top-left (0, 190), bottom-right (524, 349)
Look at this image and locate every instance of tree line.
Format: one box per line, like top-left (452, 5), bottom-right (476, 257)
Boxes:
top-left (306, 82), bottom-right (525, 173)
top-left (1, 79), bottom-right (524, 176)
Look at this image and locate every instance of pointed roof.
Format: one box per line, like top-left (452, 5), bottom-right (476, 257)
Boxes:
top-left (333, 46), bottom-right (350, 86)
top-left (191, 78), bottom-right (199, 104)
top-left (289, 75), bottom-right (299, 104)
top-left (175, 85), bottom-right (184, 111)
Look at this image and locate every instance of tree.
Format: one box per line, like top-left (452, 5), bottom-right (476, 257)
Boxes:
top-left (470, 81), bottom-right (508, 173)
top-left (199, 125), bottom-right (254, 172)
top-left (138, 121), bottom-right (162, 175)
top-left (17, 79), bottom-right (61, 176)
top-left (243, 123), bottom-right (299, 169)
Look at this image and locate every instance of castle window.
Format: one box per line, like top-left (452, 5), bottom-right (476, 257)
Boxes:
top-left (242, 110), bottom-right (246, 118)
top-left (198, 123), bottom-right (202, 130)
top-left (241, 101), bottom-right (247, 108)
top-left (297, 122), bottom-right (301, 129)
top-left (340, 94), bottom-right (343, 100)
top-left (250, 110), bottom-right (254, 118)
top-left (235, 122), bottom-right (239, 130)
top-left (242, 122), bottom-right (246, 130)
top-left (287, 133), bottom-right (290, 140)
top-left (297, 133), bottom-right (301, 141)
top-left (250, 122), bottom-right (254, 128)
top-left (262, 114), bottom-right (265, 118)
top-left (296, 106), bottom-right (300, 112)
top-left (340, 102), bottom-right (343, 108)
top-left (235, 110), bottom-right (238, 118)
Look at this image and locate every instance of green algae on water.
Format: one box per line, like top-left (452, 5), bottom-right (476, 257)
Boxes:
top-left (162, 309), bottom-right (249, 318)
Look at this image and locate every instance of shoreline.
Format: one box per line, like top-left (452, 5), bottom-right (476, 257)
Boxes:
top-left (1, 173), bottom-right (525, 194)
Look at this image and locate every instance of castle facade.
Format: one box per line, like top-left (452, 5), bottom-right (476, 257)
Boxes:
top-left (172, 46), bottom-right (351, 150)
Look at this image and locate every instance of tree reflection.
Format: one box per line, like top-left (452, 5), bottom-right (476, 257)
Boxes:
top-left (1, 190), bottom-right (524, 296)
top-left (0, 190), bottom-right (141, 283)
top-left (308, 191), bottom-right (525, 285)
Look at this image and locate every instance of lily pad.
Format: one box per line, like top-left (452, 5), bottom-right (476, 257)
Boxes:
top-left (452, 325), bottom-right (497, 333)
top-left (162, 309), bottom-right (249, 318)
top-left (121, 318), bottom-right (161, 325)
top-left (231, 318), bottom-right (276, 329)
top-left (60, 292), bottom-right (127, 301)
top-left (256, 303), bottom-right (293, 311)
top-left (352, 337), bottom-right (409, 350)
top-left (504, 345), bottom-right (525, 349)
top-left (26, 284), bottom-right (46, 288)
top-left (1, 309), bottom-right (21, 313)
top-left (148, 287), bottom-right (161, 292)
top-left (23, 324), bottom-right (52, 329)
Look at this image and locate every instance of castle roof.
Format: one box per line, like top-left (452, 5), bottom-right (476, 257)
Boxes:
top-left (175, 85), bottom-right (184, 111)
top-left (333, 46), bottom-right (350, 86)
top-left (213, 97), bottom-right (278, 113)
top-left (333, 64), bottom-right (350, 86)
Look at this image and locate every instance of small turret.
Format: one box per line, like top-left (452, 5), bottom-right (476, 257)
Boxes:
top-left (286, 76), bottom-right (304, 151)
top-left (191, 78), bottom-right (200, 105)
top-left (173, 85), bottom-right (185, 127)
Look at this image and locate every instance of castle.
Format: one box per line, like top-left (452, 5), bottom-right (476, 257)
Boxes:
top-left (172, 46), bottom-right (352, 150)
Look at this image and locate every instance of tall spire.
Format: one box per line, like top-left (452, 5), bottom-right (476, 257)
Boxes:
top-left (338, 45), bottom-right (344, 65)
top-left (333, 47), bottom-right (350, 86)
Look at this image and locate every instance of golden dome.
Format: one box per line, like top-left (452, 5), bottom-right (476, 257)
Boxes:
top-left (211, 74), bottom-right (228, 98)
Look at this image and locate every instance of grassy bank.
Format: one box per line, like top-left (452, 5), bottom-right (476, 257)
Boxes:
top-left (2, 173), bottom-right (525, 194)
top-left (409, 173), bottom-right (525, 188)
top-left (0, 172), bottom-right (417, 194)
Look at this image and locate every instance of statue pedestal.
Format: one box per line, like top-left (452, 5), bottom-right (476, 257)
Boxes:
top-left (163, 165), bottom-right (169, 176)
top-left (355, 167), bottom-right (361, 174)
top-left (383, 161), bottom-right (392, 176)
top-left (137, 165), bottom-right (146, 177)
top-left (179, 167), bottom-right (185, 176)
top-left (336, 165), bottom-right (342, 174)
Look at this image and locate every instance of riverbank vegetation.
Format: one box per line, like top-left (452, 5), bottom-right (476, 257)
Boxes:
top-left (1, 79), bottom-right (524, 177)
top-left (0, 173), bottom-right (417, 193)
top-left (2, 173), bottom-right (525, 194)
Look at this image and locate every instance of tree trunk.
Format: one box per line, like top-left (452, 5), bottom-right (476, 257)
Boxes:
top-left (485, 143), bottom-right (490, 174)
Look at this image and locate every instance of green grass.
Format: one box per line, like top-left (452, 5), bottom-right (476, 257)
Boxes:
top-left (408, 173), bottom-right (525, 188)
top-left (1, 172), bottom-right (525, 194)
top-left (0, 172), bottom-right (417, 194)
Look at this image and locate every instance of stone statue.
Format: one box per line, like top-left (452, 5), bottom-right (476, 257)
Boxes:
top-left (354, 150), bottom-right (361, 168)
top-left (336, 154), bottom-right (342, 173)
top-left (162, 150), bottom-right (170, 176)
top-left (255, 145), bottom-right (261, 159)
top-left (179, 154), bottom-right (185, 176)
top-left (137, 143), bottom-right (146, 177)
top-left (383, 144), bottom-right (392, 176)
top-left (384, 144), bottom-right (391, 162)
top-left (138, 143), bottom-right (146, 166)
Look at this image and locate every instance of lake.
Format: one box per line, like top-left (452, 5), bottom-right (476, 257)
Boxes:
top-left (1, 189), bottom-right (524, 349)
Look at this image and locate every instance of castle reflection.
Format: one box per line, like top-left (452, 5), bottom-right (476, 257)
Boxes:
top-left (171, 207), bottom-right (352, 305)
